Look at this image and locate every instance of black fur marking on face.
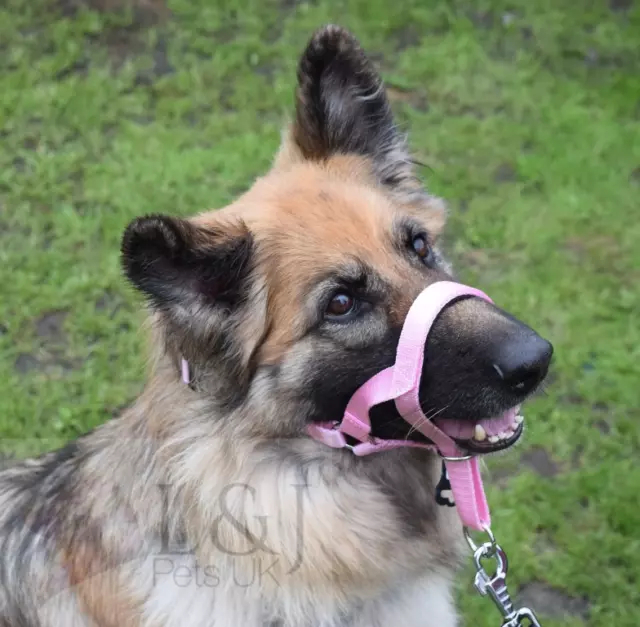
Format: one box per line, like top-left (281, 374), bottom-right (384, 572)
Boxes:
top-left (369, 400), bottom-right (429, 442)
top-left (121, 214), bottom-right (253, 312)
top-left (303, 328), bottom-right (401, 424)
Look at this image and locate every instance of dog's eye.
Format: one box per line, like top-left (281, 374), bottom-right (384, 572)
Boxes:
top-left (412, 234), bottom-right (433, 264)
top-left (326, 292), bottom-right (356, 318)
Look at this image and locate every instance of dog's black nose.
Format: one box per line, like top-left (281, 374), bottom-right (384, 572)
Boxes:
top-left (492, 332), bottom-right (553, 394)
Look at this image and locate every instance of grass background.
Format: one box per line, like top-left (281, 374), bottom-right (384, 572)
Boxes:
top-left (1, 0), bottom-right (639, 624)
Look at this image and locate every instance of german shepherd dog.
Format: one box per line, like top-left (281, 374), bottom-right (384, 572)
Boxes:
top-left (0, 25), bottom-right (552, 627)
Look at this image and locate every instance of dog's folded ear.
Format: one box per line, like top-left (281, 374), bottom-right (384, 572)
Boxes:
top-left (121, 215), bottom-right (253, 312)
top-left (288, 25), bottom-right (414, 192)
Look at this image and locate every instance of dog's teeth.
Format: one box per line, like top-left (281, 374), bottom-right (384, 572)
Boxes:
top-left (511, 421), bottom-right (519, 430)
top-left (488, 435), bottom-right (499, 444)
top-left (498, 431), bottom-right (507, 440)
top-left (473, 425), bottom-right (487, 441)
top-left (515, 415), bottom-right (524, 424)
top-left (504, 429), bottom-right (515, 439)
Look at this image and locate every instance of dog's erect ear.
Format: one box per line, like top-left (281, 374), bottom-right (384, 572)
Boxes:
top-left (287, 25), bottom-right (414, 189)
top-left (121, 215), bottom-right (253, 313)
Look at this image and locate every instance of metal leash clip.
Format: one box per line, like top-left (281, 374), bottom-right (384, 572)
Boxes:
top-left (464, 527), bottom-right (543, 627)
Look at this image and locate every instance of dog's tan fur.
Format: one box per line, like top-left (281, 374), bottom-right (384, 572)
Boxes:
top-left (0, 25), bottom-right (541, 627)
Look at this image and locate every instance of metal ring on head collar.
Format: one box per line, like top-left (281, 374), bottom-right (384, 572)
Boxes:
top-left (439, 453), bottom-right (474, 462)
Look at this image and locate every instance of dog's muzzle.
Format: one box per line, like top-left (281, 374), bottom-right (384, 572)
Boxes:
top-left (308, 281), bottom-right (510, 531)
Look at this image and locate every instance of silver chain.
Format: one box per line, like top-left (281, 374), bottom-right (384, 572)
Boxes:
top-left (464, 527), bottom-right (543, 626)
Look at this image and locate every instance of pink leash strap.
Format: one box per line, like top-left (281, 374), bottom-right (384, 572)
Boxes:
top-left (308, 281), bottom-right (493, 531)
top-left (445, 456), bottom-right (490, 531)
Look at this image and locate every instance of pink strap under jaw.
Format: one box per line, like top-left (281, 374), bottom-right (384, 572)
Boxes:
top-left (308, 281), bottom-right (493, 531)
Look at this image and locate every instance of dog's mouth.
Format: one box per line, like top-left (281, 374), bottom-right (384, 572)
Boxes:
top-left (368, 400), bottom-right (526, 455)
top-left (434, 405), bottom-right (524, 455)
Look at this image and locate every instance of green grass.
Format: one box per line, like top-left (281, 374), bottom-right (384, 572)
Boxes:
top-left (1, 0), bottom-right (639, 624)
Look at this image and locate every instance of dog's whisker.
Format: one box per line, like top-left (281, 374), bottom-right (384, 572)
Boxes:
top-left (405, 404), bottom-right (450, 441)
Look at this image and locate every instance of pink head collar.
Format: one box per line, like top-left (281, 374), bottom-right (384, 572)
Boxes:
top-left (307, 281), bottom-right (496, 531)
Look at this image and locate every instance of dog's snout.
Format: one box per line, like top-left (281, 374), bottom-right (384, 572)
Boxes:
top-left (418, 296), bottom-right (554, 421)
top-left (491, 332), bottom-right (553, 395)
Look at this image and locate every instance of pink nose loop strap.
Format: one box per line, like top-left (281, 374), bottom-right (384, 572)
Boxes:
top-left (308, 281), bottom-right (493, 531)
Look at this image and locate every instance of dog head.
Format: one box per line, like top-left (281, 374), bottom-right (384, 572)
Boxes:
top-left (121, 25), bottom-right (552, 456)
